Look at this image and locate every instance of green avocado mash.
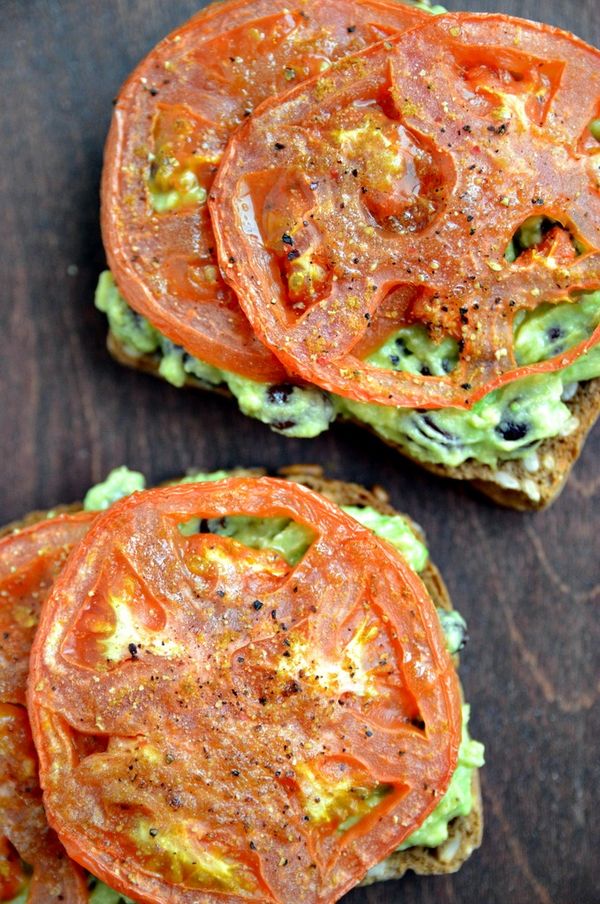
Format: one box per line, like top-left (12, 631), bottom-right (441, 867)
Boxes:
top-left (95, 268), bottom-right (600, 480)
top-left (83, 465), bottom-right (145, 510)
top-left (392, 705), bottom-right (484, 851)
top-left (80, 466), bottom-right (483, 860)
top-left (88, 879), bottom-right (134, 903)
top-left (95, 272), bottom-right (335, 440)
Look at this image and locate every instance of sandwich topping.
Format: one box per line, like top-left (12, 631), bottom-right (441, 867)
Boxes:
top-left (101, 0), bottom-right (433, 382)
top-left (29, 478), bottom-right (462, 903)
top-left (212, 12), bottom-right (600, 409)
top-left (0, 469), bottom-right (482, 902)
top-left (0, 513), bottom-right (95, 902)
top-left (97, 271), bottom-right (600, 472)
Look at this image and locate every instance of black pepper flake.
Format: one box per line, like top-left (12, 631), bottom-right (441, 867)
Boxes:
top-left (466, 214), bottom-right (474, 222)
top-left (249, 841), bottom-right (257, 850)
top-left (469, 227), bottom-right (476, 235)
top-left (237, 656), bottom-right (245, 663)
top-left (347, 24), bottom-right (356, 32)
top-left (128, 643), bottom-right (138, 660)
top-left (274, 142), bottom-right (286, 150)
top-left (309, 181), bottom-right (318, 190)
top-left (351, 168), bottom-right (358, 177)
top-left (531, 197), bottom-right (544, 205)
top-left (231, 769), bottom-right (240, 776)
top-left (282, 680), bottom-right (301, 697)
top-left (216, 589), bottom-right (225, 598)
top-left (149, 828), bottom-right (158, 837)
top-left (365, 729), bottom-right (373, 738)
top-left (462, 124), bottom-right (472, 133)
top-left (259, 696), bottom-right (268, 706)
top-left (252, 599), bottom-right (263, 611)
top-left (282, 233), bottom-right (294, 246)
top-left (271, 609), bottom-right (277, 619)
top-left (287, 249), bottom-right (300, 261)
top-left (461, 382), bottom-right (472, 391)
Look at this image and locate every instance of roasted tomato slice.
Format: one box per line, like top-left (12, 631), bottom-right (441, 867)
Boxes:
top-left (211, 13), bottom-right (600, 407)
top-left (101, 0), bottom-right (431, 381)
top-left (0, 513), bottom-right (95, 903)
top-left (29, 479), bottom-right (460, 904)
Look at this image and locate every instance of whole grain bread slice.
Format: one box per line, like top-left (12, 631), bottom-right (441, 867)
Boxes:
top-left (106, 329), bottom-right (599, 511)
top-left (3, 465), bottom-right (482, 884)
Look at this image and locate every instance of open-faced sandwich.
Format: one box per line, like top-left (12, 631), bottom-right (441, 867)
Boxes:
top-left (96, 0), bottom-right (600, 510)
top-left (1, 466), bottom-right (483, 902)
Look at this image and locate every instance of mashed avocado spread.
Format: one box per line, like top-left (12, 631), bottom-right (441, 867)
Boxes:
top-left (96, 261), bottom-right (600, 476)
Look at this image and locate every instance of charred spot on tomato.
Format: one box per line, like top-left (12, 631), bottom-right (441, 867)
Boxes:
top-left (450, 44), bottom-right (565, 128)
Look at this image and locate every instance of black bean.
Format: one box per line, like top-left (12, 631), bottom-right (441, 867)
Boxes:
top-left (389, 354), bottom-right (400, 366)
top-left (420, 365), bottom-right (432, 376)
top-left (547, 325), bottom-right (563, 341)
top-left (496, 419), bottom-right (529, 442)
top-left (266, 383), bottom-right (295, 404)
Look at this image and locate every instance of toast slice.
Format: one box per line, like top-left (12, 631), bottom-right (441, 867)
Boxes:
top-left (2, 466), bottom-right (482, 884)
top-left (107, 329), bottom-right (600, 511)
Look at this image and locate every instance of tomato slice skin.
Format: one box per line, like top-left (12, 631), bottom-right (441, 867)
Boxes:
top-left (211, 12), bottom-right (600, 407)
top-left (0, 513), bottom-right (95, 903)
top-left (101, 0), bottom-right (430, 382)
top-left (29, 479), bottom-right (461, 904)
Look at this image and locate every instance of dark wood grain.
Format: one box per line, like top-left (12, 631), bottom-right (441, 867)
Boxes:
top-left (1, 1), bottom-right (598, 902)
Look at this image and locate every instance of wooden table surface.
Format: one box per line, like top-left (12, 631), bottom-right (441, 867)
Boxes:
top-left (1, 1), bottom-right (598, 902)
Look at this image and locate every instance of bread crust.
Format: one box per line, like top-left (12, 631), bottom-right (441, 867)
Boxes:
top-left (106, 330), bottom-right (600, 511)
